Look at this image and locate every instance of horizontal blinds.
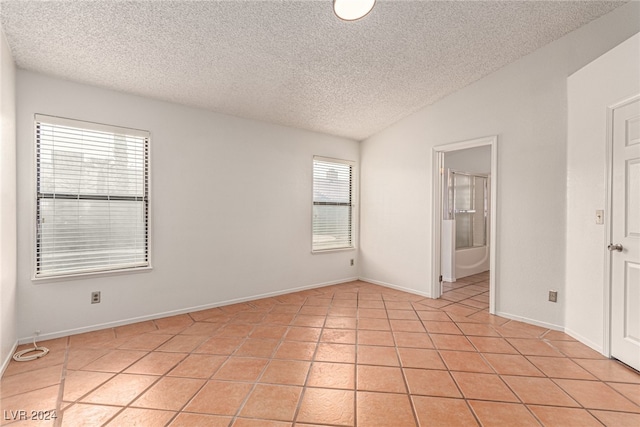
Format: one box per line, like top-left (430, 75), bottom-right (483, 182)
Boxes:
top-left (35, 115), bottom-right (150, 277)
top-left (313, 158), bottom-right (353, 251)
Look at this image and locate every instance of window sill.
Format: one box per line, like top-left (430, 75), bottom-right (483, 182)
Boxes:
top-left (311, 247), bottom-right (356, 254)
top-left (32, 265), bottom-right (153, 284)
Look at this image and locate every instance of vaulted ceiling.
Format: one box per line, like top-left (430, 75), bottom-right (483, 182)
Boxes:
top-left (0, 1), bottom-right (625, 140)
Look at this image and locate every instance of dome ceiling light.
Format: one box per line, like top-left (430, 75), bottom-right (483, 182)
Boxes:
top-left (333, 0), bottom-right (376, 21)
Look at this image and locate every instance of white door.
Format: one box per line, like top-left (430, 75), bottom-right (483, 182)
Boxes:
top-left (610, 96), bottom-right (640, 371)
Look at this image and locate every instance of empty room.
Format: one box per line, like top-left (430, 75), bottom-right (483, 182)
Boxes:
top-left (1, 1), bottom-right (639, 426)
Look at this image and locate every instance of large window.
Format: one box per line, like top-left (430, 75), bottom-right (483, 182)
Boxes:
top-left (35, 115), bottom-right (150, 278)
top-left (312, 156), bottom-right (354, 251)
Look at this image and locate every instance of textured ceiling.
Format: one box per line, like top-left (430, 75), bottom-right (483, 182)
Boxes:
top-left (0, 1), bottom-right (626, 140)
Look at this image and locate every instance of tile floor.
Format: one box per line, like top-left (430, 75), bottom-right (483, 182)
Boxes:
top-left (1, 272), bottom-right (639, 426)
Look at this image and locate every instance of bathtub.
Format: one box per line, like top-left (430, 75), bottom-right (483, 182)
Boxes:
top-left (455, 245), bottom-right (490, 280)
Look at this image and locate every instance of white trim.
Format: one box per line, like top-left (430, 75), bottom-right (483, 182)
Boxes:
top-left (431, 135), bottom-right (498, 314)
top-left (31, 266), bottom-right (152, 284)
top-left (564, 327), bottom-right (605, 355)
top-left (495, 311), bottom-right (563, 332)
top-left (358, 277), bottom-right (432, 298)
top-left (603, 94), bottom-right (640, 358)
top-left (17, 277), bottom-right (359, 344)
top-left (1, 341), bottom-right (18, 377)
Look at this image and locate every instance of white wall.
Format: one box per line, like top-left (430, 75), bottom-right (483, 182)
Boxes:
top-left (566, 33), bottom-right (640, 352)
top-left (15, 71), bottom-right (359, 341)
top-left (360, 2), bottom-right (640, 329)
top-left (0, 26), bottom-right (17, 371)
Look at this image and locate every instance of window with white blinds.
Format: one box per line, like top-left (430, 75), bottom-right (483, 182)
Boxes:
top-left (35, 115), bottom-right (150, 278)
top-left (312, 157), bottom-right (354, 251)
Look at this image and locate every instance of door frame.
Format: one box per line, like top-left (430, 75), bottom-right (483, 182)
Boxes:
top-left (431, 135), bottom-right (498, 314)
top-left (603, 94), bottom-right (640, 357)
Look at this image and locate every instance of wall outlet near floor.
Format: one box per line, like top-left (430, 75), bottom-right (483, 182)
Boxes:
top-left (91, 291), bottom-right (101, 304)
top-left (548, 290), bottom-right (558, 303)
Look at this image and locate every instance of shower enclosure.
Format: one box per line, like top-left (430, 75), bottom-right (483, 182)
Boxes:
top-left (441, 169), bottom-right (490, 281)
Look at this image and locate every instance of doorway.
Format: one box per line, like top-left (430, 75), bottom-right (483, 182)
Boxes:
top-left (431, 136), bottom-right (498, 314)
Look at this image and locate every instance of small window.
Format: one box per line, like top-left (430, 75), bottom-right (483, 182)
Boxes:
top-left (34, 115), bottom-right (150, 278)
top-left (312, 156), bottom-right (354, 251)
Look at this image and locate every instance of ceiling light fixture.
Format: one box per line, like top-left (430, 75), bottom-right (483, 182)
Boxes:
top-left (333, 0), bottom-right (375, 21)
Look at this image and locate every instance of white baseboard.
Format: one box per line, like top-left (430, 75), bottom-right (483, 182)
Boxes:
top-left (564, 327), bottom-right (604, 355)
top-left (1, 341), bottom-right (18, 377)
top-left (358, 277), bottom-right (432, 298)
top-left (19, 277), bottom-right (360, 344)
top-left (495, 311), bottom-right (564, 331)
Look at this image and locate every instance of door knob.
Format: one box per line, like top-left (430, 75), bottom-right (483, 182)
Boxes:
top-left (608, 243), bottom-right (623, 252)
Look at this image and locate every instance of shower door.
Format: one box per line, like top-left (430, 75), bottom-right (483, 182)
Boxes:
top-left (446, 170), bottom-right (488, 250)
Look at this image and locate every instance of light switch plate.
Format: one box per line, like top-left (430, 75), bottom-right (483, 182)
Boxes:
top-left (595, 210), bottom-right (604, 225)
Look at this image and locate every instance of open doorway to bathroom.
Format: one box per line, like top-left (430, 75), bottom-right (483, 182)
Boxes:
top-left (431, 136), bottom-right (497, 314)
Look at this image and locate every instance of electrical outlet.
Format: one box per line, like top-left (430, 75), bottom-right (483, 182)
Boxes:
top-left (548, 290), bottom-right (558, 303)
top-left (34, 330), bottom-right (40, 336)
top-left (350, 259), bottom-right (355, 266)
top-left (91, 291), bottom-right (101, 304)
